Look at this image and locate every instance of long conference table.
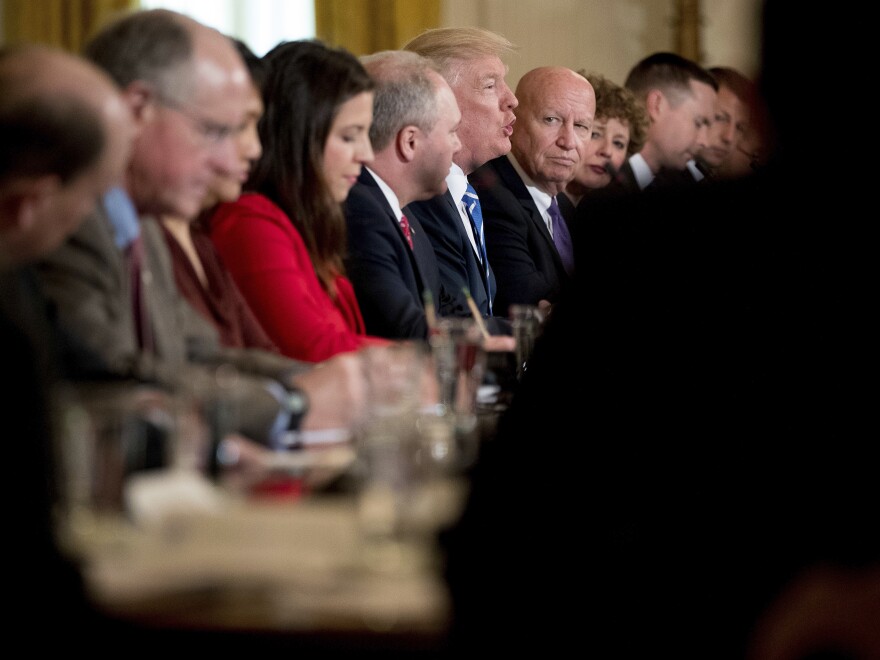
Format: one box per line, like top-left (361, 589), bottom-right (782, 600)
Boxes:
top-left (63, 408), bottom-right (507, 652)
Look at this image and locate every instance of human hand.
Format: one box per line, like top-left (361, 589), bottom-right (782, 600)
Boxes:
top-left (483, 335), bottom-right (516, 352)
top-left (289, 351), bottom-right (367, 433)
top-left (536, 299), bottom-right (552, 321)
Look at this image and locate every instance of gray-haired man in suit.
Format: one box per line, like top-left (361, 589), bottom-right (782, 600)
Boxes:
top-left (35, 9), bottom-right (366, 449)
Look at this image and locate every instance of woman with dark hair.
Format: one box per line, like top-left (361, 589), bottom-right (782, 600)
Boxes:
top-left (207, 39), bottom-right (389, 362)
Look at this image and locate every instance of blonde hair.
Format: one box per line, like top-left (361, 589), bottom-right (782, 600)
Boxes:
top-left (403, 26), bottom-right (516, 86)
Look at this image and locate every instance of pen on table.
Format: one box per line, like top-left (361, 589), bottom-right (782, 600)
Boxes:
top-left (422, 289), bottom-right (438, 335)
top-left (462, 287), bottom-right (491, 340)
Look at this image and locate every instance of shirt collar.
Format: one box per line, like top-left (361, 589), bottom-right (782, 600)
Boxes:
top-left (365, 167), bottom-right (404, 219)
top-left (507, 153), bottom-right (554, 223)
top-left (628, 153), bottom-right (655, 190)
top-left (102, 186), bottom-right (140, 249)
top-left (446, 162), bottom-right (469, 203)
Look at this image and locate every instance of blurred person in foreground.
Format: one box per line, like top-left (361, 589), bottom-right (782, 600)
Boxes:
top-left (470, 66), bottom-right (595, 316)
top-left (207, 39), bottom-right (391, 363)
top-left (35, 10), bottom-right (367, 453)
top-left (0, 43), bottom-right (134, 642)
top-left (159, 38), bottom-right (278, 352)
top-left (440, 1), bottom-right (880, 658)
top-left (558, 70), bottom-right (648, 225)
top-left (696, 66), bottom-right (773, 181)
top-left (403, 27), bottom-right (518, 328)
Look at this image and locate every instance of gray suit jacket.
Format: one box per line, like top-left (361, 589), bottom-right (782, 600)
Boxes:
top-left (35, 206), bottom-right (310, 444)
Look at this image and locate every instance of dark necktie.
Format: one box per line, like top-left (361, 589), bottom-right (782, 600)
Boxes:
top-left (548, 196), bottom-right (575, 277)
top-left (126, 235), bottom-right (154, 353)
top-left (399, 214), bottom-right (413, 250)
top-left (462, 183), bottom-right (493, 315)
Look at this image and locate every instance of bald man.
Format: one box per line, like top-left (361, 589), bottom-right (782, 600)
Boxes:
top-left (1, 43), bottom-right (134, 637)
top-left (470, 66), bottom-right (595, 316)
top-left (0, 44), bottom-right (132, 268)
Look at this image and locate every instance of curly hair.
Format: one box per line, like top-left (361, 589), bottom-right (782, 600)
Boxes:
top-left (578, 70), bottom-right (648, 156)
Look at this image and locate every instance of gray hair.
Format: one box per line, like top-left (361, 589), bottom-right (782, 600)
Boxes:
top-left (83, 8), bottom-right (197, 104)
top-left (360, 50), bottom-right (444, 152)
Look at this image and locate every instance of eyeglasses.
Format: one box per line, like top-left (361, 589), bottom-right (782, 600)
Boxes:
top-left (157, 94), bottom-right (239, 147)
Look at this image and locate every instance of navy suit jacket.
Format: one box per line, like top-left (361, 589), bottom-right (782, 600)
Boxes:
top-left (404, 188), bottom-right (495, 318)
top-left (344, 169), bottom-right (449, 340)
top-left (470, 155), bottom-right (570, 317)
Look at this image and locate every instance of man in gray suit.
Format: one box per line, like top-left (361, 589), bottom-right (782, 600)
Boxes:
top-left (35, 9), bottom-right (365, 449)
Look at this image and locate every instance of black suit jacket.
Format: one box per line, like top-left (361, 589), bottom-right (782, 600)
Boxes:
top-left (0, 267), bottom-right (110, 638)
top-left (470, 155), bottom-right (570, 317)
top-left (604, 156), bottom-right (641, 194)
top-left (405, 189), bottom-right (495, 318)
top-left (441, 167), bottom-right (878, 657)
top-left (344, 169), bottom-right (447, 340)
top-left (607, 156), bottom-right (702, 195)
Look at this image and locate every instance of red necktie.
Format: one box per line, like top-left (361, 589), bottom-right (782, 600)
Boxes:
top-left (399, 214), bottom-right (413, 250)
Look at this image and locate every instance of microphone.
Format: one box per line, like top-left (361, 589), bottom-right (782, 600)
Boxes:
top-left (603, 161), bottom-right (618, 179)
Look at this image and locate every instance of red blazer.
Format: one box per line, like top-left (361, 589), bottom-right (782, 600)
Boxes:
top-left (208, 193), bottom-right (388, 362)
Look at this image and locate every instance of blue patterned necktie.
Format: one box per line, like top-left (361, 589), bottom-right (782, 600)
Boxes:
top-left (548, 196), bottom-right (575, 276)
top-left (462, 183), bottom-right (493, 315)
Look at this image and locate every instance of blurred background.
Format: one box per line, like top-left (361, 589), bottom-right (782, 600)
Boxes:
top-left (0, 0), bottom-right (763, 88)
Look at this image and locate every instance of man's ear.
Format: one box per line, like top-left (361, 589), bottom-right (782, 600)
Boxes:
top-left (121, 80), bottom-right (158, 125)
top-left (0, 175), bottom-right (61, 231)
top-left (645, 89), bottom-right (665, 122)
top-left (396, 125), bottom-right (420, 163)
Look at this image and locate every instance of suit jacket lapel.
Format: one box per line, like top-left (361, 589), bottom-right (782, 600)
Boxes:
top-left (490, 156), bottom-right (561, 264)
top-left (359, 169), bottom-right (428, 295)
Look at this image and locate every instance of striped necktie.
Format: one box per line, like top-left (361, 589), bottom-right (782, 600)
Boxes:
top-left (462, 183), bottom-right (493, 315)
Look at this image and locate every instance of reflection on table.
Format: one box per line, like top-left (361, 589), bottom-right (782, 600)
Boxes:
top-left (60, 441), bottom-right (469, 649)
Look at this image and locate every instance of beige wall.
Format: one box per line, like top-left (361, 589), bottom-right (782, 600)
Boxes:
top-left (442, 0), bottom-right (763, 88)
top-left (0, 0), bottom-right (764, 84)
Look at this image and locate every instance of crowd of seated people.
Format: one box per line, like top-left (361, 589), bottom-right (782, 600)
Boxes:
top-left (8, 3), bottom-right (878, 657)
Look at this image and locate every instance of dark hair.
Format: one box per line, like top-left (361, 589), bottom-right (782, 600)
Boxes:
top-left (624, 51), bottom-right (718, 103)
top-left (231, 37), bottom-right (268, 94)
top-left (0, 47), bottom-right (104, 184)
top-left (360, 50), bottom-right (441, 152)
top-left (246, 39), bottom-right (374, 292)
top-left (579, 70), bottom-right (648, 156)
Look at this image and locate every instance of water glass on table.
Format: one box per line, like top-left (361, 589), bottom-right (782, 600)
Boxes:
top-left (509, 304), bottom-right (542, 379)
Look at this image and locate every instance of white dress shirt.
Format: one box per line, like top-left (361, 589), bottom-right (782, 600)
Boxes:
top-left (446, 163), bottom-right (480, 258)
top-left (507, 153), bottom-right (555, 237)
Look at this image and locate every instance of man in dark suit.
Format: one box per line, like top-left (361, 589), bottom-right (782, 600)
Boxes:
top-left (609, 52), bottom-right (717, 193)
top-left (471, 66), bottom-right (595, 317)
top-left (344, 50), bottom-right (463, 340)
top-left (402, 27), bottom-right (518, 321)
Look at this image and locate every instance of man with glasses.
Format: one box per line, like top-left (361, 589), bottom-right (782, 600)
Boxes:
top-left (35, 9), bottom-right (367, 450)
